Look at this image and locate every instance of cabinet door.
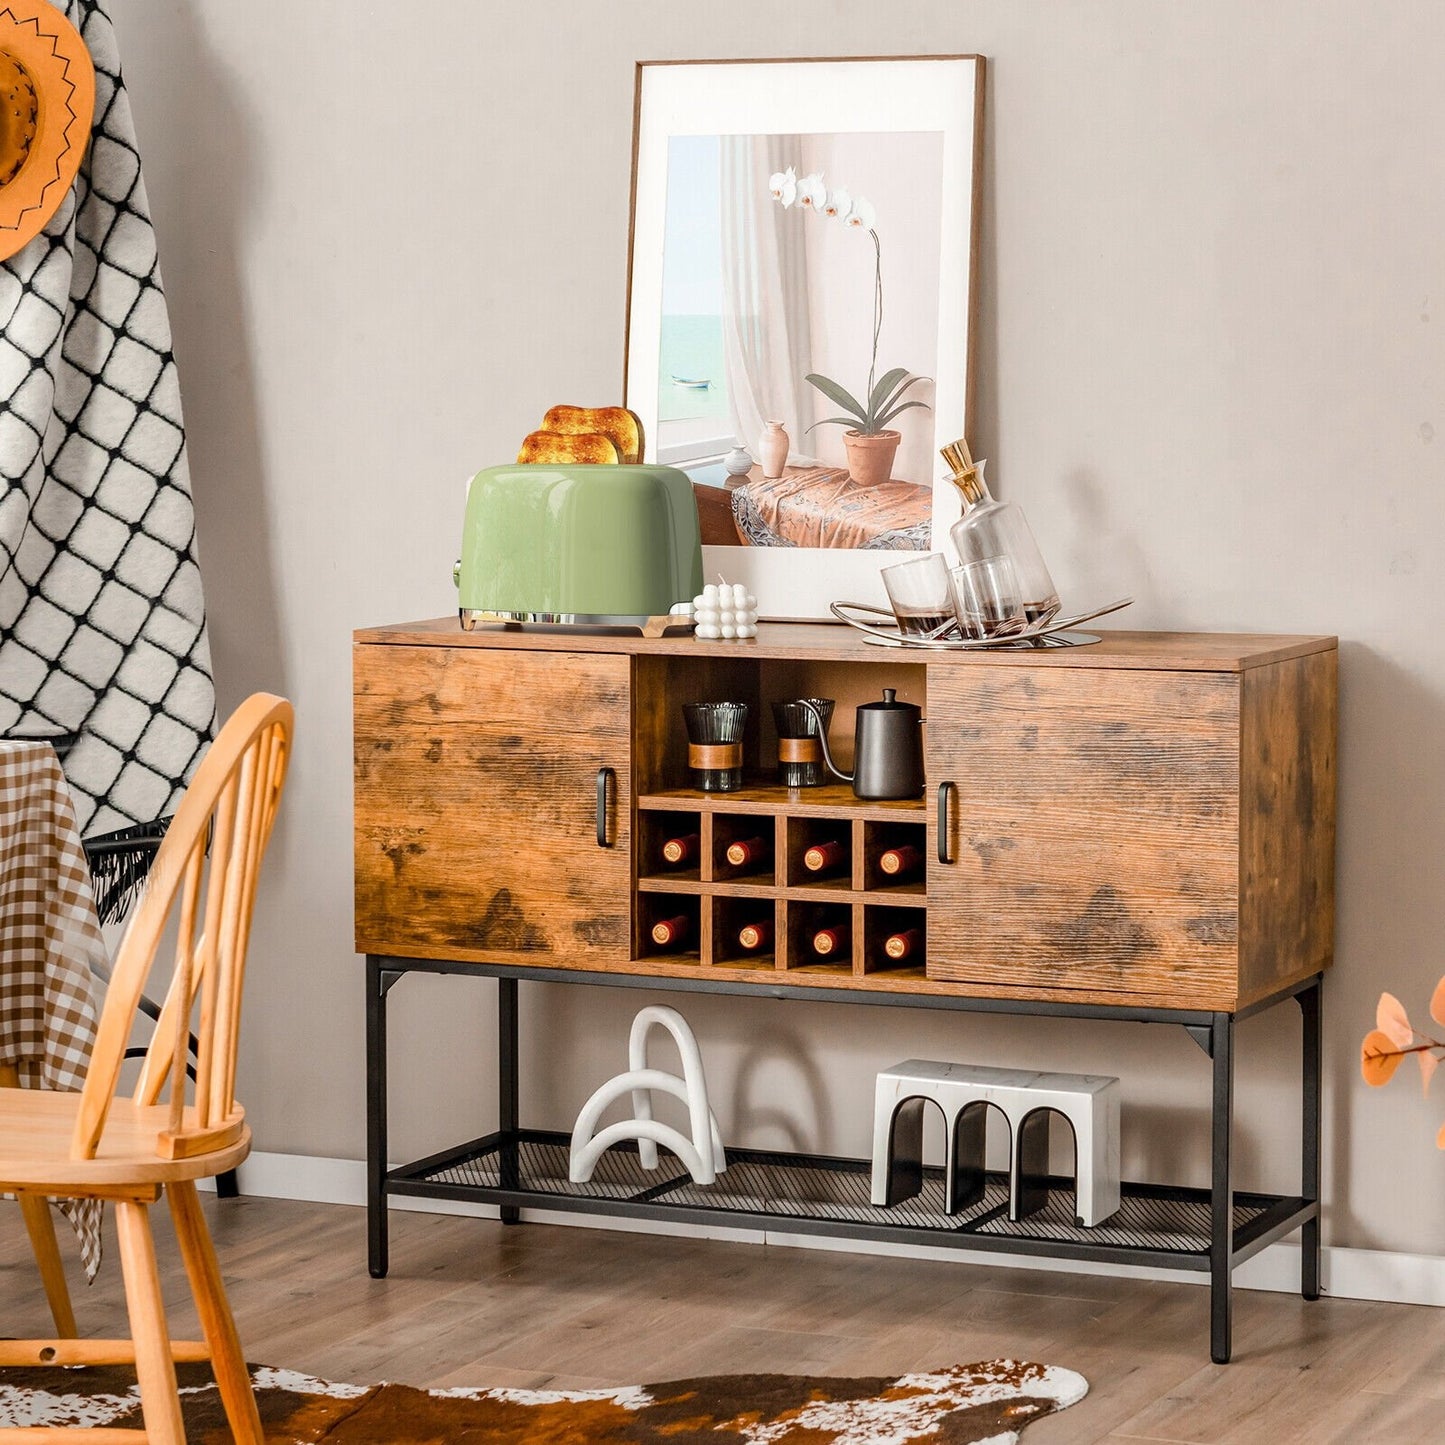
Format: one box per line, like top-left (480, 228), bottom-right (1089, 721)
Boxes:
top-left (354, 644), bottom-right (631, 965)
top-left (926, 665), bottom-right (1241, 1007)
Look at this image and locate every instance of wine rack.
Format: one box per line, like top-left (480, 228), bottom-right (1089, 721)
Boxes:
top-left (636, 785), bottom-right (928, 977)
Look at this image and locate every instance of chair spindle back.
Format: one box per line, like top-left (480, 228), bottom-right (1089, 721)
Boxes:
top-left (70, 694), bottom-right (293, 1160)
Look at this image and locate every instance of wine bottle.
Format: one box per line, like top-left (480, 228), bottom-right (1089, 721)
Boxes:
top-left (878, 843), bottom-right (924, 880)
top-left (883, 927), bottom-right (925, 962)
top-left (811, 922), bottom-right (850, 957)
top-left (803, 838), bottom-right (848, 874)
top-left (737, 918), bottom-right (774, 951)
top-left (650, 914), bottom-right (691, 948)
top-left (725, 835), bottom-right (771, 868)
top-left (660, 832), bottom-right (700, 866)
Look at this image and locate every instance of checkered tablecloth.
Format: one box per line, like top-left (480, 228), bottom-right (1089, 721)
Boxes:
top-left (1, 740), bottom-right (106, 1278)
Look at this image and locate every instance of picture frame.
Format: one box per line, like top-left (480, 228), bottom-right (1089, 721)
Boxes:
top-left (625, 56), bottom-right (985, 621)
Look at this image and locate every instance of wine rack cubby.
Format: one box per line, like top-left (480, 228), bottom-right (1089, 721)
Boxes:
top-left (712, 814), bottom-right (780, 885)
top-left (637, 892), bottom-right (703, 963)
top-left (712, 896), bottom-right (782, 970)
top-left (785, 899), bottom-right (856, 975)
top-left (638, 810), bottom-right (703, 883)
top-left (862, 901), bottom-right (929, 976)
top-left (785, 815), bottom-right (855, 889)
top-left (860, 820), bottom-right (927, 894)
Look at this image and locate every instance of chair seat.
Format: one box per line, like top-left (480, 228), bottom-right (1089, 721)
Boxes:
top-left (0, 1088), bottom-right (251, 1191)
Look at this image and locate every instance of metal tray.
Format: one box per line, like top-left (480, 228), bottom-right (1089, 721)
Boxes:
top-left (830, 598), bottom-right (1133, 650)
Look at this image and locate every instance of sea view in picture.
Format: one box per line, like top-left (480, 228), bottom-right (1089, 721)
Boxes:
top-left (658, 313), bottom-right (729, 423)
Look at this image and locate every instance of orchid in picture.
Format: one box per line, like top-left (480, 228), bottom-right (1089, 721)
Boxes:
top-left (796, 172), bottom-right (827, 209)
top-left (768, 166), bottom-right (798, 208)
top-left (766, 169), bottom-right (927, 439)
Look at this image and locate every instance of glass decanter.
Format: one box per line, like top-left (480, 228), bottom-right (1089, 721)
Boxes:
top-left (941, 439), bottom-right (1060, 626)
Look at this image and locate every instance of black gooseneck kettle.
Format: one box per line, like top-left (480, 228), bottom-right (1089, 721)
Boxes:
top-left (802, 689), bottom-right (924, 800)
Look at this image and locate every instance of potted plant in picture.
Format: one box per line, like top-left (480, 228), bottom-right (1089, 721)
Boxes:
top-left (768, 167), bottom-right (931, 487)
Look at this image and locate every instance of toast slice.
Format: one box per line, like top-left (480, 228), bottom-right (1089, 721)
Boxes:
top-left (517, 430), bottom-right (621, 465)
top-left (541, 405), bottom-right (645, 465)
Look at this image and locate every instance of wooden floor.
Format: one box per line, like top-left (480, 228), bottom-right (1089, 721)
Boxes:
top-left (3, 1195), bottom-right (1442, 1442)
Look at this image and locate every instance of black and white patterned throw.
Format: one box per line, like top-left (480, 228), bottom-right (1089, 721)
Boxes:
top-left (0, 0), bottom-right (214, 838)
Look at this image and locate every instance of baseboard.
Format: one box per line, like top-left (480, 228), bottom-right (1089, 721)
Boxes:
top-left (210, 1151), bottom-right (1445, 1309)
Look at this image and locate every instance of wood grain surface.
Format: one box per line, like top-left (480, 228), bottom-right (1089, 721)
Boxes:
top-left (354, 645), bottom-right (631, 965)
top-left (926, 665), bottom-right (1243, 1008)
top-left (357, 620), bottom-right (1335, 673)
top-left (1237, 648), bottom-right (1337, 1003)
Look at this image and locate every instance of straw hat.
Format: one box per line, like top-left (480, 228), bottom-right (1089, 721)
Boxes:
top-left (0, 0), bottom-right (94, 262)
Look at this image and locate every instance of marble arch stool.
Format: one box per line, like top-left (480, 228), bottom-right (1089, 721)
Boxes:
top-left (870, 1059), bottom-right (1121, 1227)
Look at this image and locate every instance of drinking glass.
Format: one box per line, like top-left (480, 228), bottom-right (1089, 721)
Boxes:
top-left (681, 701), bottom-right (748, 792)
top-left (880, 553), bottom-right (957, 638)
top-left (950, 556), bottom-right (1028, 639)
top-left (771, 698), bottom-right (834, 788)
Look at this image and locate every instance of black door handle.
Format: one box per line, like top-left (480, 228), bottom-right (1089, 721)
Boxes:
top-left (596, 767), bottom-right (615, 847)
top-left (937, 781), bottom-right (956, 863)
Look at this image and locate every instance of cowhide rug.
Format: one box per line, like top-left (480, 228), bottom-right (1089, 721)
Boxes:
top-left (0, 1358), bottom-right (1086, 1442)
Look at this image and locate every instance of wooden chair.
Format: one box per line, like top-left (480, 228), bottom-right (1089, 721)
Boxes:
top-left (0, 693), bottom-right (293, 1444)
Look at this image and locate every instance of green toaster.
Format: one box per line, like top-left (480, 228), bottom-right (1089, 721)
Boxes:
top-left (456, 463), bottom-right (703, 634)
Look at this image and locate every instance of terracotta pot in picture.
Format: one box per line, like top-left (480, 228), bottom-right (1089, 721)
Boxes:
top-left (843, 429), bottom-right (901, 487)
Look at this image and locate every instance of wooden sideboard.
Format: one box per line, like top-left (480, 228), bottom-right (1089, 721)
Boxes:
top-left (354, 620), bottom-right (1336, 1363)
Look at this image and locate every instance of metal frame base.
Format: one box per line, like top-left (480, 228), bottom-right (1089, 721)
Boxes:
top-left (365, 956), bottom-right (1323, 1364)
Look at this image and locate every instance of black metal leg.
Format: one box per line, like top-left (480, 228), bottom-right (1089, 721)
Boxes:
top-left (1299, 978), bottom-right (1322, 1301)
top-left (498, 976), bottom-right (521, 1225)
top-left (1210, 1011), bottom-right (1235, 1364)
top-left (366, 955), bottom-right (392, 1278)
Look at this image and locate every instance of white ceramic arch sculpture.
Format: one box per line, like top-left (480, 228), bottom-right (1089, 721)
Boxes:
top-left (569, 1005), bottom-right (728, 1186)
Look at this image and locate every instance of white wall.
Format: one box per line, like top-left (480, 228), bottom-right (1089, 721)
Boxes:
top-left (110, 0), bottom-right (1445, 1260)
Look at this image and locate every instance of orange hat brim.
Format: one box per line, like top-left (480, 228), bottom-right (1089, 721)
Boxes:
top-left (0, 0), bottom-right (95, 263)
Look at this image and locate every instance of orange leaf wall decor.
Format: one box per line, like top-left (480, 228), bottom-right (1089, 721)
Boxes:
top-left (1376, 992), bottom-right (1414, 1049)
top-left (1362, 978), bottom-right (1445, 1148)
top-left (1361, 1029), bottom-right (1405, 1086)
top-left (1420, 1049), bottom-right (1439, 1097)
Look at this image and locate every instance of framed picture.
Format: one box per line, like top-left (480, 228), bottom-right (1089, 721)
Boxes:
top-left (625, 56), bottom-right (985, 620)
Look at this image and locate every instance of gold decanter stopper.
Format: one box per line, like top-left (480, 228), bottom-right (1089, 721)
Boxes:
top-left (940, 438), bottom-right (984, 506)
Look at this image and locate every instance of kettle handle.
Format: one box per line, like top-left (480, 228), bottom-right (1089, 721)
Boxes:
top-left (799, 701), bottom-right (850, 784)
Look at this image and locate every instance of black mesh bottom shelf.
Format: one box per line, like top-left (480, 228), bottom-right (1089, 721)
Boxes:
top-left (390, 1130), bottom-right (1308, 1269)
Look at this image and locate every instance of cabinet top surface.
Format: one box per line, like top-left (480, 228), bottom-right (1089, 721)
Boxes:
top-left (354, 619), bottom-right (1336, 672)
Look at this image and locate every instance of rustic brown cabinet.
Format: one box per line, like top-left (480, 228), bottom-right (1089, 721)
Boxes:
top-left (355, 620), bottom-right (1335, 1363)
